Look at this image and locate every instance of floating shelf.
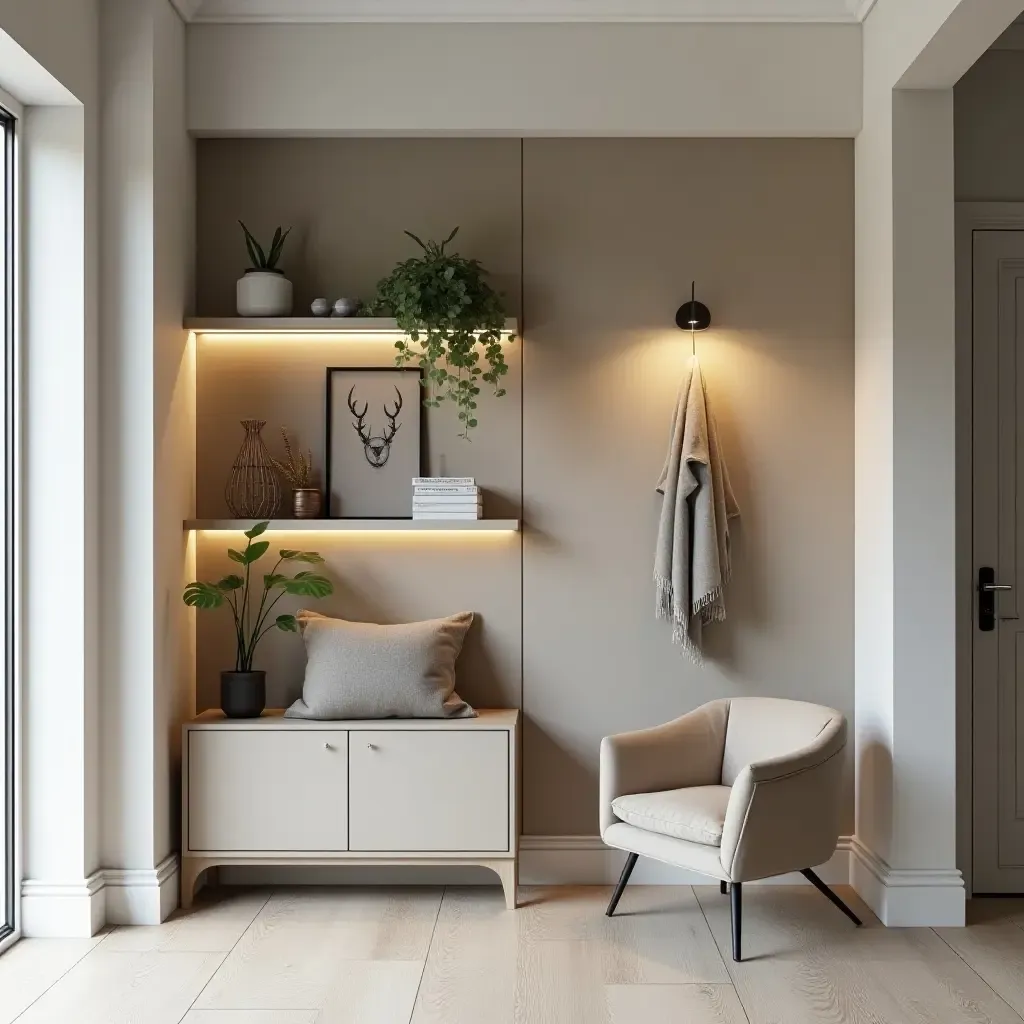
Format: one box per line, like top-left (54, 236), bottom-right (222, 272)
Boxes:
top-left (184, 518), bottom-right (520, 532)
top-left (185, 317), bottom-right (518, 335)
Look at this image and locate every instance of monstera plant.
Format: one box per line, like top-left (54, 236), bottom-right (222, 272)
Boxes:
top-left (370, 227), bottom-right (514, 440)
top-left (183, 522), bottom-right (333, 717)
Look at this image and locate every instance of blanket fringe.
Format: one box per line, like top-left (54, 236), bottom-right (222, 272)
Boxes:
top-left (654, 571), bottom-right (705, 664)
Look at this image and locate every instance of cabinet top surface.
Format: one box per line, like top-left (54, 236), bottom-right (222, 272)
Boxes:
top-left (187, 708), bottom-right (519, 730)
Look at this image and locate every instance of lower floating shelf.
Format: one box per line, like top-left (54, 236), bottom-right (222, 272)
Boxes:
top-left (184, 518), bottom-right (520, 532)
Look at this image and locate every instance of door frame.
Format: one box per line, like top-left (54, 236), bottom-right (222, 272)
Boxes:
top-left (955, 202), bottom-right (1024, 897)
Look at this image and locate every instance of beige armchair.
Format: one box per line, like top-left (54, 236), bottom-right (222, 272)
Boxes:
top-left (600, 697), bottom-right (859, 961)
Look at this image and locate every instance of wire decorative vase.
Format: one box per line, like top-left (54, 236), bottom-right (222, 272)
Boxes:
top-left (225, 419), bottom-right (282, 517)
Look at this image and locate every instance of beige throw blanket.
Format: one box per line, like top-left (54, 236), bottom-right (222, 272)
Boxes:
top-left (655, 355), bottom-right (739, 660)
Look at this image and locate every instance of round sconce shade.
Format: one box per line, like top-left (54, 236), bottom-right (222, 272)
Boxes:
top-left (675, 299), bottom-right (711, 332)
top-left (675, 281), bottom-right (711, 332)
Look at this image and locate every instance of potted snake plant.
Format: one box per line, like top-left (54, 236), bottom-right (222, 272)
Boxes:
top-left (236, 221), bottom-right (293, 316)
top-left (183, 522), bottom-right (332, 717)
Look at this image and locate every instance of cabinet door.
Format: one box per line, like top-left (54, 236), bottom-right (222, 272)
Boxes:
top-left (187, 729), bottom-right (348, 852)
top-left (349, 730), bottom-right (509, 852)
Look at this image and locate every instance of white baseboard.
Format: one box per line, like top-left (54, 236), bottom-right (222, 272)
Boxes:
top-left (519, 835), bottom-right (852, 886)
top-left (849, 838), bottom-right (965, 926)
top-left (21, 854), bottom-right (179, 935)
top-left (21, 872), bottom-right (107, 937)
top-left (104, 853), bottom-right (179, 926)
top-left (220, 837), bottom-right (851, 890)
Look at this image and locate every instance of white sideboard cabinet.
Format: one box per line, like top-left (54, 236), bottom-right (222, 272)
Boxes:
top-left (181, 709), bottom-right (520, 909)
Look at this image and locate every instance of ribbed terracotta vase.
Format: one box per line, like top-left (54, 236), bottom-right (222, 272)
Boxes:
top-left (225, 419), bottom-right (281, 518)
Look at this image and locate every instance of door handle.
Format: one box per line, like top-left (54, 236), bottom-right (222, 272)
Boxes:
top-left (978, 567), bottom-right (1012, 631)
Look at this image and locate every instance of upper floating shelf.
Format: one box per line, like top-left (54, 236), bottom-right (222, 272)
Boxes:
top-left (185, 318), bottom-right (518, 335)
top-left (185, 518), bottom-right (520, 533)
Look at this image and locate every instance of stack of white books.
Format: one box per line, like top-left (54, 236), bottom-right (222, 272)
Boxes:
top-left (412, 477), bottom-right (482, 520)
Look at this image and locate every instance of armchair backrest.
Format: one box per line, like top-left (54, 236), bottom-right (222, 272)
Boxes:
top-left (721, 697), bottom-right (843, 786)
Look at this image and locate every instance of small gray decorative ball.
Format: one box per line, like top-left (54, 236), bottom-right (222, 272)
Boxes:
top-left (311, 297), bottom-right (330, 317)
top-left (332, 297), bottom-right (358, 318)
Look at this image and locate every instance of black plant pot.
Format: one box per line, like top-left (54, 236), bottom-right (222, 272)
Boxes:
top-left (220, 670), bottom-right (266, 719)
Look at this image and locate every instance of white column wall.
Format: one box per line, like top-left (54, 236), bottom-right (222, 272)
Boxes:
top-left (151, 0), bottom-right (195, 873)
top-left (890, 87), bottom-right (957, 872)
top-left (0, 0), bottom-right (103, 939)
top-left (99, 0), bottom-right (192, 926)
top-left (99, 0), bottom-right (157, 885)
top-left (852, 0), bottom-right (1021, 925)
top-left (20, 104), bottom-right (102, 937)
top-left (853, 44), bottom-right (894, 870)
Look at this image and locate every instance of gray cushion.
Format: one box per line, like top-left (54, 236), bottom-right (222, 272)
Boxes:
top-left (284, 610), bottom-right (476, 720)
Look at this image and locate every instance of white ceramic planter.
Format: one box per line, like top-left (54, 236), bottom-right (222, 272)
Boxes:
top-left (236, 271), bottom-right (293, 317)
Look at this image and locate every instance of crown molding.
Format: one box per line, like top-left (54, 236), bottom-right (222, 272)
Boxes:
top-left (186, 0), bottom-right (864, 24)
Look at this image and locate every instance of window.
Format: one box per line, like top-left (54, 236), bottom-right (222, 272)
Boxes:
top-left (0, 98), bottom-right (17, 950)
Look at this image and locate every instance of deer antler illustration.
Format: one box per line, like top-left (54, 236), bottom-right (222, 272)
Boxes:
top-left (346, 385), bottom-right (404, 469)
top-left (382, 387), bottom-right (403, 443)
top-left (347, 387), bottom-right (372, 445)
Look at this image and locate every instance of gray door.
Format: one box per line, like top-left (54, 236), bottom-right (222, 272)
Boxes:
top-left (973, 229), bottom-right (1024, 893)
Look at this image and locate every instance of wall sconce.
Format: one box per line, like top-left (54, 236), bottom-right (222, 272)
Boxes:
top-left (675, 281), bottom-right (711, 332)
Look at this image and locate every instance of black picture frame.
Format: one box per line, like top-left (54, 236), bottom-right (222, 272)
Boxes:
top-left (324, 366), bottom-right (425, 519)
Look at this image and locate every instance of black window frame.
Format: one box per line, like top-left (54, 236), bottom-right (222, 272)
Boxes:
top-left (1, 102), bottom-right (16, 946)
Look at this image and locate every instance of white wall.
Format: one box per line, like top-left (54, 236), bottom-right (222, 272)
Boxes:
top-left (853, 0), bottom-right (1020, 925)
top-left (0, 0), bottom-right (98, 106)
top-left (186, 21), bottom-right (862, 137)
top-left (0, 0), bottom-right (189, 935)
top-left (0, 0), bottom-right (102, 938)
top-left (99, 0), bottom-right (192, 925)
top-left (152, 0), bottom-right (195, 884)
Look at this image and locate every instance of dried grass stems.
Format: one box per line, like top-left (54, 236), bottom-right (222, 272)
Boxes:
top-left (271, 427), bottom-right (314, 488)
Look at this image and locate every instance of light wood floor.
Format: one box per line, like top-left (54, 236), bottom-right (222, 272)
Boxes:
top-left (3, 884), bottom-right (1024, 1023)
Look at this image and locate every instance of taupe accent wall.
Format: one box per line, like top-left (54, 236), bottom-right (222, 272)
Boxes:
top-left (521, 139), bottom-right (853, 834)
top-left (195, 137), bottom-right (854, 837)
top-left (195, 139), bottom-right (523, 716)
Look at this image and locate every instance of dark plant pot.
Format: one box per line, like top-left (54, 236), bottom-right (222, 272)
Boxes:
top-left (293, 488), bottom-right (322, 519)
top-left (220, 670), bottom-right (266, 719)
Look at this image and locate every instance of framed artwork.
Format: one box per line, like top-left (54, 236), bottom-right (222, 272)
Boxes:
top-left (325, 366), bottom-right (424, 518)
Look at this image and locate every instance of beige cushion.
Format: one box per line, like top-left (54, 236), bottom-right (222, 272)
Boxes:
top-left (285, 610), bottom-right (476, 720)
top-left (611, 784), bottom-right (732, 846)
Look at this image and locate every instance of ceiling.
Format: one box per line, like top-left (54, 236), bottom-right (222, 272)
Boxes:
top-left (174, 0), bottom-right (872, 23)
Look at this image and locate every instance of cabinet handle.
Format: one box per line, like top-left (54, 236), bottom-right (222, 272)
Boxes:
top-left (367, 742), bottom-right (377, 750)
top-left (324, 742), bottom-right (334, 751)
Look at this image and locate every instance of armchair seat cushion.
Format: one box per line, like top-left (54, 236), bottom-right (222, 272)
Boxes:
top-left (611, 784), bottom-right (732, 847)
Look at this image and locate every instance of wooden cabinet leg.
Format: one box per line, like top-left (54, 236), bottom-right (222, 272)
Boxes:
top-left (180, 857), bottom-right (212, 912)
top-left (485, 860), bottom-right (517, 910)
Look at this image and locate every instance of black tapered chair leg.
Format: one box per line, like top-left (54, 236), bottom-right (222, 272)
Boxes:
top-left (730, 881), bottom-right (743, 961)
top-left (800, 868), bottom-right (862, 927)
top-left (720, 880), bottom-right (728, 895)
top-left (606, 852), bottom-right (639, 917)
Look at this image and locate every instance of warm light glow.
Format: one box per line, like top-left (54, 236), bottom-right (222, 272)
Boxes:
top-left (194, 331), bottom-right (517, 344)
top-left (184, 519), bottom-right (520, 537)
top-left (197, 331), bottom-right (406, 343)
top-left (192, 528), bottom-right (518, 535)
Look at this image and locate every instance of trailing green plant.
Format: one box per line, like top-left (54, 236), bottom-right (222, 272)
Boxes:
top-left (182, 521), bottom-right (332, 671)
top-left (271, 427), bottom-right (314, 488)
top-left (370, 227), bottom-right (514, 440)
top-left (239, 221), bottom-right (292, 273)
